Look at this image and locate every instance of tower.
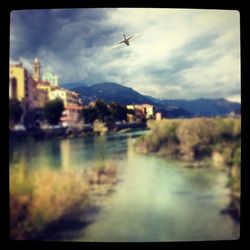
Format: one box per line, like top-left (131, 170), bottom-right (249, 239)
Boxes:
top-left (33, 57), bottom-right (41, 82)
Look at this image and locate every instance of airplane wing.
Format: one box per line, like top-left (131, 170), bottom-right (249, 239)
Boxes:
top-left (115, 40), bottom-right (125, 45)
top-left (108, 40), bottom-right (125, 50)
top-left (127, 35), bottom-right (135, 40)
top-left (127, 32), bottom-right (141, 41)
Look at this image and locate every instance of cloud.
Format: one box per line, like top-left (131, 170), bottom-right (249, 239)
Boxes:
top-left (10, 8), bottom-right (240, 101)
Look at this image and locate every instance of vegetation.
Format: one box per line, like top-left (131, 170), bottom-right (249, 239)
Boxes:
top-left (23, 108), bottom-right (45, 130)
top-left (135, 117), bottom-right (241, 220)
top-left (10, 160), bottom-right (118, 240)
top-left (9, 99), bottom-right (23, 128)
top-left (93, 120), bottom-right (108, 135)
top-left (109, 102), bottom-right (127, 122)
top-left (81, 99), bottom-right (127, 127)
top-left (44, 98), bottom-right (64, 125)
top-left (136, 118), bottom-right (240, 162)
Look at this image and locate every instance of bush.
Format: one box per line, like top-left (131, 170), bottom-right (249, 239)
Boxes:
top-left (10, 165), bottom-right (88, 240)
top-left (176, 118), bottom-right (216, 159)
top-left (136, 117), bottom-right (241, 162)
top-left (93, 120), bottom-right (108, 135)
top-left (88, 160), bottom-right (117, 185)
top-left (10, 159), bottom-right (118, 240)
top-left (9, 99), bottom-right (23, 128)
top-left (44, 98), bottom-right (64, 125)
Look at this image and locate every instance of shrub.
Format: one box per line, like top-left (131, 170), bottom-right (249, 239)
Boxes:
top-left (176, 118), bottom-right (216, 159)
top-left (93, 120), bottom-right (108, 135)
top-left (9, 99), bottom-right (23, 128)
top-left (10, 166), bottom-right (88, 239)
top-left (44, 98), bottom-right (64, 125)
top-left (137, 117), bottom-right (241, 162)
top-left (10, 160), bottom-right (118, 240)
top-left (88, 160), bottom-right (117, 185)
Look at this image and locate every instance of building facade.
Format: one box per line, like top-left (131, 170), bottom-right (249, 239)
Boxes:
top-left (126, 104), bottom-right (155, 119)
top-left (33, 57), bottom-right (41, 82)
top-left (155, 112), bottom-right (162, 121)
top-left (42, 72), bottom-right (58, 86)
top-left (9, 63), bottom-right (43, 111)
top-left (10, 58), bottom-right (83, 127)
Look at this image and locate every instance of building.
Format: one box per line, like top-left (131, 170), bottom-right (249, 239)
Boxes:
top-left (126, 104), bottom-right (155, 119)
top-left (48, 87), bottom-right (83, 126)
top-left (60, 105), bottom-right (84, 127)
top-left (138, 104), bottom-right (154, 118)
top-left (33, 57), bottom-right (41, 82)
top-left (10, 57), bottom-right (84, 127)
top-left (42, 72), bottom-right (59, 86)
top-left (49, 87), bottom-right (81, 106)
top-left (155, 112), bottom-right (162, 121)
top-left (9, 63), bottom-right (46, 111)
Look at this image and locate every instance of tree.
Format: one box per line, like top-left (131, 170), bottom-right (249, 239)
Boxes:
top-left (81, 107), bottom-right (97, 124)
top-left (23, 108), bottom-right (45, 130)
top-left (9, 99), bottom-right (23, 127)
top-left (95, 99), bottom-right (110, 122)
top-left (44, 98), bottom-right (64, 125)
top-left (109, 102), bottom-right (127, 122)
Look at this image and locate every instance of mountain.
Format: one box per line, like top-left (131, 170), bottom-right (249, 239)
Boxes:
top-left (61, 82), bottom-right (85, 90)
top-left (160, 98), bottom-right (240, 117)
top-left (63, 82), bottom-right (240, 118)
top-left (72, 82), bottom-right (154, 105)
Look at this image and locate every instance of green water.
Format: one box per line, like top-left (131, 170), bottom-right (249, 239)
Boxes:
top-left (9, 131), bottom-right (240, 241)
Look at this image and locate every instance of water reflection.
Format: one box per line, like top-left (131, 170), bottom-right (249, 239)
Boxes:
top-left (60, 140), bottom-right (70, 172)
top-left (9, 131), bottom-right (239, 241)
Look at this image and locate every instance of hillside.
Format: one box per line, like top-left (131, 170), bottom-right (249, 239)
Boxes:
top-left (62, 82), bottom-right (240, 117)
top-left (70, 82), bottom-right (154, 105)
top-left (160, 98), bottom-right (240, 117)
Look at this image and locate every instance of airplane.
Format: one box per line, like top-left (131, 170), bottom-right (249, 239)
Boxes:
top-left (116, 34), bottom-right (135, 46)
top-left (109, 33), bottom-right (140, 50)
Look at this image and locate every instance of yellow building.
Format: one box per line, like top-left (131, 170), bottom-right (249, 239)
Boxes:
top-left (9, 63), bottom-right (39, 110)
top-left (127, 104), bottom-right (136, 110)
top-left (140, 104), bottom-right (154, 118)
top-left (126, 104), bottom-right (155, 119)
top-left (10, 58), bottom-right (83, 126)
top-left (49, 87), bottom-right (80, 106)
top-left (155, 112), bottom-right (162, 121)
top-left (9, 63), bottom-right (27, 100)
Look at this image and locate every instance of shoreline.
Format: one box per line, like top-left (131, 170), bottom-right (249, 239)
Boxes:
top-left (9, 124), bottom-right (148, 141)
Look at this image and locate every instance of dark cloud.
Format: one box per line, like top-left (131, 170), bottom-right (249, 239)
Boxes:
top-left (10, 9), bottom-right (240, 101)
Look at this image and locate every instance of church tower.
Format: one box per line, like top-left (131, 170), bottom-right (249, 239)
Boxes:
top-left (33, 57), bottom-right (41, 82)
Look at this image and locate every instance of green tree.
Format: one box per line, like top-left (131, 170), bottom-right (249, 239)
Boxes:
top-left (81, 106), bottom-right (98, 124)
top-left (9, 99), bottom-right (23, 128)
top-left (95, 99), bottom-right (110, 122)
top-left (23, 108), bottom-right (45, 130)
top-left (44, 98), bottom-right (64, 125)
top-left (109, 102), bottom-right (127, 121)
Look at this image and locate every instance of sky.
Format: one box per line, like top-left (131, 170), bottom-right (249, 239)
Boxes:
top-left (10, 8), bottom-right (241, 102)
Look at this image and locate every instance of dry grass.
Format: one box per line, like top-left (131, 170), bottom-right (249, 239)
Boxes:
top-left (10, 160), bottom-right (118, 240)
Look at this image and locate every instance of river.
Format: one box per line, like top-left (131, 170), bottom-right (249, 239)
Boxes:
top-left (9, 131), bottom-right (240, 242)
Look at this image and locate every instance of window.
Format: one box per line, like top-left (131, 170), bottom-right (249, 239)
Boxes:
top-left (11, 78), bottom-right (17, 99)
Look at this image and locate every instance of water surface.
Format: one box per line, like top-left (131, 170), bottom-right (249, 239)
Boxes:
top-left (9, 131), bottom-right (240, 241)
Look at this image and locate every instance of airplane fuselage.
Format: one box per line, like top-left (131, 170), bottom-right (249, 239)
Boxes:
top-left (123, 34), bottom-right (130, 46)
top-left (124, 40), bottom-right (129, 46)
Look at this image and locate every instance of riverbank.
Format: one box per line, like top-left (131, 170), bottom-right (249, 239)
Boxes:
top-left (10, 160), bottom-right (118, 240)
top-left (9, 123), bottom-right (147, 141)
top-left (134, 117), bottom-right (241, 222)
top-left (9, 129), bottom-right (239, 241)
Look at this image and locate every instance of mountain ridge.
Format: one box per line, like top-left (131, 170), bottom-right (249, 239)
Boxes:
top-left (61, 82), bottom-right (240, 117)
